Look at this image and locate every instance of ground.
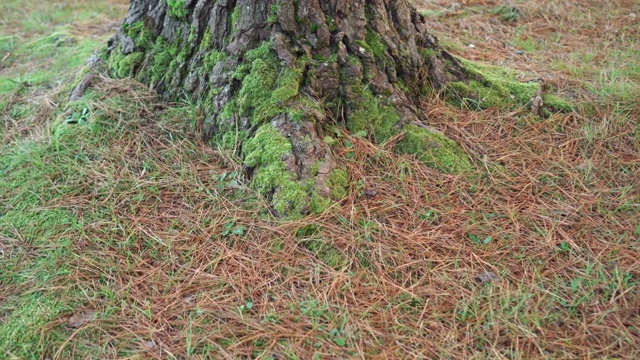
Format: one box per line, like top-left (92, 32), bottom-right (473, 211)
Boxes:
top-left (1, 0), bottom-right (639, 359)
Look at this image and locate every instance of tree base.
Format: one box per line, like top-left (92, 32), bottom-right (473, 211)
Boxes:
top-left (99, 0), bottom-right (511, 218)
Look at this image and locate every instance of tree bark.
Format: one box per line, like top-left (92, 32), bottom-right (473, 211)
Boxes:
top-left (104, 0), bottom-right (470, 218)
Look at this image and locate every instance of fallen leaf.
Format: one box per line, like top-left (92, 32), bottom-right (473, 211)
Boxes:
top-left (364, 188), bottom-right (377, 197)
top-left (67, 308), bottom-right (96, 328)
top-left (576, 159), bottom-right (594, 170)
top-left (183, 295), bottom-right (196, 305)
top-left (476, 271), bottom-right (500, 283)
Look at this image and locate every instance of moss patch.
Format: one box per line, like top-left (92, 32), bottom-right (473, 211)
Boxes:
top-left (237, 58), bottom-right (278, 118)
top-left (244, 124), bottom-right (334, 219)
top-left (326, 168), bottom-right (349, 199)
top-left (268, 1), bottom-right (280, 24)
top-left (167, 0), bottom-right (189, 20)
top-left (396, 124), bottom-right (473, 173)
top-left (446, 59), bottom-right (541, 109)
top-left (106, 22), bottom-right (153, 80)
top-left (231, 5), bottom-right (242, 31)
top-left (232, 42), bottom-right (304, 125)
top-left (364, 30), bottom-right (388, 59)
top-left (346, 86), bottom-right (400, 143)
top-left (446, 59), bottom-right (576, 113)
top-left (301, 239), bottom-right (349, 270)
top-left (308, 193), bottom-right (333, 214)
top-left (242, 124), bottom-right (343, 218)
top-left (107, 50), bottom-right (144, 78)
top-left (106, 22), bottom-right (194, 92)
top-left (542, 93), bottom-right (575, 113)
top-left (147, 36), bottom-right (180, 85)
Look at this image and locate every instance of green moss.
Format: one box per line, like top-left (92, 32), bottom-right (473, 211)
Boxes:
top-left (242, 124), bottom-right (341, 218)
top-left (231, 5), bottom-right (242, 31)
top-left (147, 36), bottom-right (180, 85)
top-left (354, 40), bottom-right (372, 54)
top-left (110, 23), bottom-right (151, 79)
top-left (446, 59), bottom-right (576, 113)
top-left (239, 123), bottom-right (282, 169)
top-left (308, 193), bottom-right (332, 214)
top-left (243, 124), bottom-right (307, 219)
top-left (166, 30), bottom-right (194, 88)
top-left (167, 0), bottom-right (189, 20)
top-left (326, 168), bottom-right (349, 199)
top-left (272, 67), bottom-right (303, 104)
top-left (108, 50), bottom-right (144, 78)
top-left (219, 99), bottom-right (238, 121)
top-left (120, 52), bottom-right (145, 77)
top-left (233, 42), bottom-right (304, 125)
top-left (268, 1), bottom-right (280, 25)
top-left (239, 58), bottom-right (277, 96)
top-left (542, 94), bottom-right (575, 112)
top-left (124, 21), bottom-right (153, 48)
top-left (446, 59), bottom-right (541, 109)
top-left (232, 63), bottom-right (251, 81)
top-left (220, 130), bottom-right (247, 150)
top-left (201, 29), bottom-right (227, 77)
top-left (246, 41), bottom-right (274, 61)
top-left (396, 124), bottom-right (473, 174)
top-left (202, 49), bottom-right (224, 74)
top-left (422, 47), bottom-right (437, 58)
top-left (237, 58), bottom-right (278, 120)
top-left (199, 48), bottom-right (225, 105)
top-left (302, 239), bottom-right (348, 269)
top-left (346, 86), bottom-right (400, 143)
top-left (108, 22), bottom-right (180, 86)
top-left (115, 22), bottom-right (191, 87)
top-left (325, 16), bottom-right (337, 32)
top-left (446, 80), bottom-right (509, 109)
top-left (365, 31), bottom-right (388, 59)
top-left (199, 28), bottom-right (212, 52)
top-left (304, 167), bottom-right (349, 214)
top-left (272, 181), bottom-right (309, 218)
top-left (302, 168), bottom-right (348, 215)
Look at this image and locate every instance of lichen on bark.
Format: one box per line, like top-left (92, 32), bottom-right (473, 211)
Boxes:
top-left (102, 0), bottom-right (480, 218)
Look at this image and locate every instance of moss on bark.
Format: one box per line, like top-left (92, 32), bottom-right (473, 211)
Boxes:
top-left (244, 124), bottom-right (345, 219)
top-left (167, 0), bottom-right (189, 20)
top-left (346, 86), bottom-right (400, 143)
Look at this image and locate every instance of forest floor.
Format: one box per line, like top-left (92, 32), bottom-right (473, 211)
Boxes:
top-left (1, 0), bottom-right (638, 359)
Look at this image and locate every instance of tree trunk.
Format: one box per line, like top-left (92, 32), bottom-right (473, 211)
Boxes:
top-left (104, 0), bottom-right (471, 218)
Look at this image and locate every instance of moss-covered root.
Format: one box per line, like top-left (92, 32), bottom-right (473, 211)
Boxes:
top-left (445, 59), bottom-right (574, 113)
top-left (396, 124), bottom-right (472, 173)
top-left (243, 123), bottom-right (349, 220)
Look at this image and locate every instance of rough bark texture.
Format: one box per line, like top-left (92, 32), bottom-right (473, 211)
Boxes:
top-left (104, 0), bottom-right (471, 218)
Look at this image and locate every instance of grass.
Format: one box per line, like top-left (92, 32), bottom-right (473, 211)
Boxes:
top-left (1, 0), bottom-right (639, 359)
